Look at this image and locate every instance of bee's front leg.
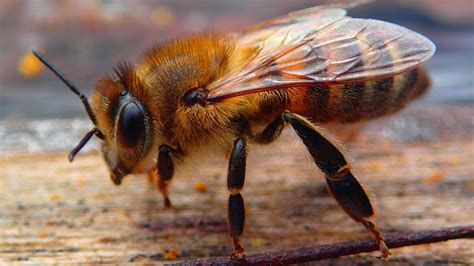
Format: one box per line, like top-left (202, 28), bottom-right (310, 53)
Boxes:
top-left (227, 138), bottom-right (248, 259)
top-left (156, 145), bottom-right (177, 209)
top-left (282, 111), bottom-right (390, 258)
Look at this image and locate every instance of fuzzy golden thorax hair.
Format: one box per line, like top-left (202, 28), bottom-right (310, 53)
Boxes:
top-left (90, 33), bottom-right (250, 177)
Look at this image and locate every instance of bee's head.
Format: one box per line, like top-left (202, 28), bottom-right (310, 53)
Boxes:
top-left (32, 50), bottom-right (156, 185)
top-left (91, 63), bottom-right (157, 185)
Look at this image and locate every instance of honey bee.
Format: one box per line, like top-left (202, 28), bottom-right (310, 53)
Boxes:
top-left (33, 3), bottom-right (435, 259)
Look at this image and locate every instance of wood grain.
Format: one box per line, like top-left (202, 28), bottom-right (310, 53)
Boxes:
top-left (1, 105), bottom-right (473, 264)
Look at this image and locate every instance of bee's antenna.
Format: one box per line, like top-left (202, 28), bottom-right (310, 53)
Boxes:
top-left (31, 48), bottom-right (99, 126)
top-left (32, 48), bottom-right (105, 161)
top-left (68, 128), bottom-right (99, 162)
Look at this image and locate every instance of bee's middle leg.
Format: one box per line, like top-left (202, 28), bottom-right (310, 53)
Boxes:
top-left (281, 111), bottom-right (390, 258)
top-left (226, 138), bottom-right (248, 259)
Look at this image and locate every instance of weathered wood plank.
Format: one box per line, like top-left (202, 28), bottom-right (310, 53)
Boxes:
top-left (1, 106), bottom-right (473, 264)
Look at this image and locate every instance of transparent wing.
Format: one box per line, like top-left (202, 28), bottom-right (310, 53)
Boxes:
top-left (208, 6), bottom-right (435, 102)
top-left (237, 5), bottom-right (349, 50)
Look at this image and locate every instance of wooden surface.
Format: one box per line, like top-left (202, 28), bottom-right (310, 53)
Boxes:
top-left (1, 105), bottom-right (473, 264)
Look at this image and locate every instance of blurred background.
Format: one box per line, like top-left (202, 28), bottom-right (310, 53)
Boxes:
top-left (0, 0), bottom-right (473, 153)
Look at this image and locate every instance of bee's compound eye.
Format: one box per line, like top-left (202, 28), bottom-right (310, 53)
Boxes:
top-left (118, 102), bottom-right (145, 147)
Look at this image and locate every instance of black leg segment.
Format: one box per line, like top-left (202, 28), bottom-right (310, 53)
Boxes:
top-left (227, 139), bottom-right (246, 191)
top-left (157, 145), bottom-right (175, 208)
top-left (158, 145), bottom-right (174, 181)
top-left (326, 171), bottom-right (374, 221)
top-left (226, 138), bottom-right (247, 258)
top-left (228, 194), bottom-right (245, 236)
top-left (282, 111), bottom-right (390, 258)
top-left (252, 115), bottom-right (285, 144)
top-left (282, 112), bottom-right (349, 179)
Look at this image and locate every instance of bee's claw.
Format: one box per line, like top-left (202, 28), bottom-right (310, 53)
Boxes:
top-left (230, 250), bottom-right (246, 261)
top-left (362, 220), bottom-right (391, 259)
top-left (163, 196), bottom-right (172, 209)
top-left (375, 239), bottom-right (391, 259)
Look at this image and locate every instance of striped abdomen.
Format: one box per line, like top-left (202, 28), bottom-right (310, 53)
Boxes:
top-left (255, 68), bottom-right (430, 124)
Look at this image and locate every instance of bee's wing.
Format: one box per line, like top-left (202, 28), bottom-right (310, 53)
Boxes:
top-left (207, 7), bottom-right (435, 102)
top-left (237, 2), bottom-right (362, 49)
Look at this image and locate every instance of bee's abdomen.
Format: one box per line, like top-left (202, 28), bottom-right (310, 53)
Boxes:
top-left (287, 68), bottom-right (430, 123)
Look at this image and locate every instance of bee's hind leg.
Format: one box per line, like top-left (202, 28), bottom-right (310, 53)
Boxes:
top-left (282, 111), bottom-right (390, 258)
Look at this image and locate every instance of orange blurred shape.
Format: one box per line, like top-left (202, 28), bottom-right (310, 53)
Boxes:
top-left (49, 193), bottom-right (61, 201)
top-left (424, 171), bottom-right (444, 185)
top-left (164, 249), bottom-right (179, 260)
top-left (464, 181), bottom-right (474, 190)
top-left (75, 177), bottom-right (86, 187)
top-left (151, 6), bottom-right (174, 29)
top-left (18, 49), bottom-right (43, 78)
top-left (37, 229), bottom-right (47, 238)
top-left (368, 161), bottom-right (380, 171)
top-left (193, 181), bottom-right (207, 193)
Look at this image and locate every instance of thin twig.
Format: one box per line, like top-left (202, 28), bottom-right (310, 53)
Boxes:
top-left (181, 225), bottom-right (474, 265)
